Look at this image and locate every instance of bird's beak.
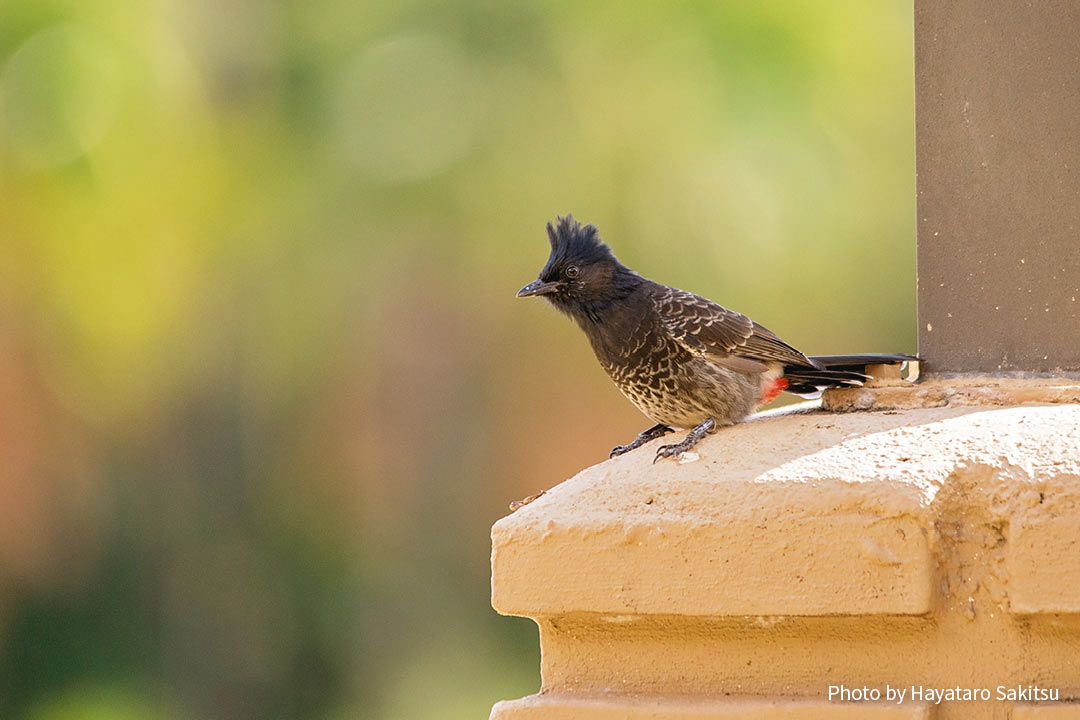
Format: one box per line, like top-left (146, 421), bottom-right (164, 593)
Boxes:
top-left (516, 279), bottom-right (561, 298)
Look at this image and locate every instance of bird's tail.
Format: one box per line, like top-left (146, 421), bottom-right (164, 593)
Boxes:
top-left (783, 353), bottom-right (917, 397)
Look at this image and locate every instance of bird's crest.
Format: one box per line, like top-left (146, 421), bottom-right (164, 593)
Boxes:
top-left (545, 215), bottom-right (614, 265)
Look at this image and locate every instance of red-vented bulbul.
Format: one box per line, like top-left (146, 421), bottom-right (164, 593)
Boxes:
top-left (517, 215), bottom-right (914, 462)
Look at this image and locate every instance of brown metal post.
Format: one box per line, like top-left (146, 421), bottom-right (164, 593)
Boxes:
top-left (915, 1), bottom-right (1080, 375)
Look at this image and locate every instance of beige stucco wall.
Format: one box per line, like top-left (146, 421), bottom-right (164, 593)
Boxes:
top-left (491, 397), bottom-right (1080, 720)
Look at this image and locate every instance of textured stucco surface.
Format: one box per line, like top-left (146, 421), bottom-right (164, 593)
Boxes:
top-left (491, 403), bottom-right (1080, 719)
top-left (823, 377), bottom-right (1080, 413)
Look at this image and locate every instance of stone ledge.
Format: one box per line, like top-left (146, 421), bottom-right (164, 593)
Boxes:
top-left (493, 503), bottom-right (933, 617)
top-left (493, 404), bottom-right (1080, 619)
top-left (492, 694), bottom-right (930, 719)
top-left (491, 403), bottom-right (1080, 716)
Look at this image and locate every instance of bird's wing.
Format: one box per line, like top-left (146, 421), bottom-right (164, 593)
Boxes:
top-left (655, 287), bottom-right (813, 371)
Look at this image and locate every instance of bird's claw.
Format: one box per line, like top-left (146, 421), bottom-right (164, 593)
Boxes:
top-left (652, 419), bottom-right (714, 463)
top-left (609, 424), bottom-right (673, 459)
top-left (653, 442), bottom-right (689, 463)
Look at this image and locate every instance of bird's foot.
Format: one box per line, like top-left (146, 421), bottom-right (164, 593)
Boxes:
top-left (653, 419), bottom-right (715, 463)
top-left (610, 423), bottom-right (673, 458)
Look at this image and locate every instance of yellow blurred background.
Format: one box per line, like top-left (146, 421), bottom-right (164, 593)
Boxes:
top-left (0, 1), bottom-right (915, 718)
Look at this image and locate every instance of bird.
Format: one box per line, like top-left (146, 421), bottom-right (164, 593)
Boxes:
top-left (517, 215), bottom-right (915, 463)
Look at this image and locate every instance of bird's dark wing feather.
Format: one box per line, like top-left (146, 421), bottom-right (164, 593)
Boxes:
top-left (654, 287), bottom-right (812, 369)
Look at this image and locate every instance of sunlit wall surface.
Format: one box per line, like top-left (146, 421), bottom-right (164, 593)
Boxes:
top-left (0, 1), bottom-right (914, 718)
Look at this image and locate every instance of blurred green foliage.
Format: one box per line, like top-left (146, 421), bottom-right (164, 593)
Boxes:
top-left (0, 0), bottom-right (914, 718)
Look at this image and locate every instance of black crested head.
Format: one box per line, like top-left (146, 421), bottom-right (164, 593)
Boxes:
top-left (544, 215), bottom-right (615, 268)
top-left (517, 214), bottom-right (641, 322)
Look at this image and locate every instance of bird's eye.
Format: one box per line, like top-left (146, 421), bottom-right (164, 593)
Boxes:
top-left (565, 265), bottom-right (580, 279)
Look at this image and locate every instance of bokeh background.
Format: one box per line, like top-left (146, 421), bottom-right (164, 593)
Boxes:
top-left (0, 1), bottom-right (915, 718)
